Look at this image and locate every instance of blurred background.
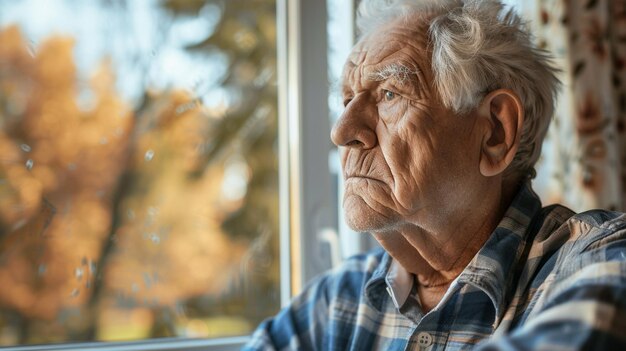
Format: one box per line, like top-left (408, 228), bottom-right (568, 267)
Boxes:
top-left (0, 0), bottom-right (280, 345)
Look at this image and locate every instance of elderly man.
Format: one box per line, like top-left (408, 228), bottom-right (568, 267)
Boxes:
top-left (245, 0), bottom-right (626, 349)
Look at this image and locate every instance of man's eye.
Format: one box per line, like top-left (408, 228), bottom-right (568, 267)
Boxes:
top-left (383, 90), bottom-right (396, 101)
top-left (343, 98), bottom-right (353, 107)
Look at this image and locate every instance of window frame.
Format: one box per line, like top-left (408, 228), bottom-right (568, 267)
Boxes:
top-left (282, 0), bottom-right (336, 296)
top-left (0, 337), bottom-right (249, 351)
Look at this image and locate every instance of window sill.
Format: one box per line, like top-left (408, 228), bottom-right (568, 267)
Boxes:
top-left (0, 336), bottom-right (249, 351)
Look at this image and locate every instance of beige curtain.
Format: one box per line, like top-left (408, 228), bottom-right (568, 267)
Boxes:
top-left (530, 0), bottom-right (626, 212)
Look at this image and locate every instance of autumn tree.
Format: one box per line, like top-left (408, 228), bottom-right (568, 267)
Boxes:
top-left (0, 0), bottom-right (280, 344)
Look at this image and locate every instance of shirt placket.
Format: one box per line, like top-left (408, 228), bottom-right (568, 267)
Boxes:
top-left (393, 291), bottom-right (439, 350)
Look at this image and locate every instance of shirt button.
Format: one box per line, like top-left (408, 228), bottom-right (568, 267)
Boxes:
top-left (417, 332), bottom-right (433, 348)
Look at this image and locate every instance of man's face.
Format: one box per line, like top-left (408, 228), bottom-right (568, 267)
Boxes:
top-left (331, 17), bottom-right (484, 232)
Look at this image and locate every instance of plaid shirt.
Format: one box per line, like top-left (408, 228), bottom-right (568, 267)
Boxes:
top-left (244, 183), bottom-right (626, 350)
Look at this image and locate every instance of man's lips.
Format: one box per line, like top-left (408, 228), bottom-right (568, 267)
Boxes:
top-left (345, 174), bottom-right (383, 182)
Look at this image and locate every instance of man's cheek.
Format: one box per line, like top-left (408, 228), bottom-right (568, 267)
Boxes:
top-left (391, 166), bottom-right (421, 213)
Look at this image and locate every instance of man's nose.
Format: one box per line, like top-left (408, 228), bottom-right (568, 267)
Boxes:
top-left (330, 96), bottom-right (377, 149)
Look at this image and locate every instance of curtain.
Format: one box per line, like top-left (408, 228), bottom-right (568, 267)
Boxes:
top-left (530, 0), bottom-right (626, 212)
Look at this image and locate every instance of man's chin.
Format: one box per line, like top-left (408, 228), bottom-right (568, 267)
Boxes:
top-left (342, 195), bottom-right (394, 232)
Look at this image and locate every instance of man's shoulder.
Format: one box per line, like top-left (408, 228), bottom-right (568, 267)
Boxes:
top-left (570, 209), bottom-right (626, 231)
top-left (565, 210), bottom-right (626, 268)
top-left (563, 209), bottom-right (626, 252)
top-left (533, 207), bottom-right (626, 285)
top-left (525, 206), bottom-right (626, 287)
top-left (536, 205), bottom-right (626, 247)
top-left (511, 207), bottom-right (626, 328)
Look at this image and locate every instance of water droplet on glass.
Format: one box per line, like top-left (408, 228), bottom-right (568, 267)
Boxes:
top-left (86, 281), bottom-right (92, 289)
top-left (11, 218), bottom-right (27, 230)
top-left (89, 261), bottom-right (97, 274)
top-left (27, 40), bottom-right (36, 57)
top-left (70, 288), bottom-right (80, 298)
top-left (38, 264), bottom-right (47, 276)
top-left (127, 209), bottom-right (135, 219)
top-left (131, 283), bottom-right (139, 293)
top-left (75, 267), bottom-right (84, 281)
top-left (143, 272), bottom-right (152, 288)
top-left (20, 144), bottom-right (31, 152)
top-left (150, 233), bottom-right (160, 245)
top-left (25, 159), bottom-right (34, 170)
top-left (99, 137), bottom-right (108, 145)
top-left (81, 257), bottom-right (88, 266)
top-left (175, 101), bottom-right (197, 115)
top-left (147, 207), bottom-right (158, 216)
top-left (67, 163), bottom-right (77, 171)
top-left (144, 149), bottom-right (155, 161)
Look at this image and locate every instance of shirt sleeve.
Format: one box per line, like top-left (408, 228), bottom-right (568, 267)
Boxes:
top-left (476, 259), bottom-right (626, 350)
top-left (242, 274), bottom-right (331, 351)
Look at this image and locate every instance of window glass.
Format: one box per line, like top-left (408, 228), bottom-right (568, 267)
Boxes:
top-left (0, 0), bottom-right (279, 345)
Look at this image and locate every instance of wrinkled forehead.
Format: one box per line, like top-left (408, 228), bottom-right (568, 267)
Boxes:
top-left (344, 16), bottom-right (433, 81)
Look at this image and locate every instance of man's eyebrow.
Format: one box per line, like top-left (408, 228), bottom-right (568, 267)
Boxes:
top-left (366, 63), bottom-right (420, 85)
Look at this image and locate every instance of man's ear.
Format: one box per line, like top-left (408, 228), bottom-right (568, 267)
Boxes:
top-left (477, 89), bottom-right (524, 177)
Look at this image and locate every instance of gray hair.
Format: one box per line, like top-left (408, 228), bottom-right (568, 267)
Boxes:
top-left (357, 0), bottom-right (560, 180)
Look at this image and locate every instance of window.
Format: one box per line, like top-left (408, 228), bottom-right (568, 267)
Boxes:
top-left (0, 0), bottom-right (282, 348)
top-left (0, 0), bottom-right (347, 349)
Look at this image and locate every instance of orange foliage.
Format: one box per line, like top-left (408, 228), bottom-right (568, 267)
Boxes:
top-left (104, 90), bottom-right (247, 306)
top-left (0, 26), bottom-right (133, 319)
top-left (0, 25), bottom-right (249, 334)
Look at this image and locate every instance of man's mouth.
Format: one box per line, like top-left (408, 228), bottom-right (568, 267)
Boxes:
top-left (345, 174), bottom-right (383, 183)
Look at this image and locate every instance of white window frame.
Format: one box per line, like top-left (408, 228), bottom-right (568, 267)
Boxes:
top-left (282, 0), bottom-right (336, 295)
top-left (1, 0), bottom-right (335, 350)
top-left (0, 337), bottom-right (249, 351)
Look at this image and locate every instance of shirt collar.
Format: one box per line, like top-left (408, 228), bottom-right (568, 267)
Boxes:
top-left (384, 259), bottom-right (413, 309)
top-left (363, 182), bottom-right (543, 321)
top-left (364, 251), bottom-right (394, 311)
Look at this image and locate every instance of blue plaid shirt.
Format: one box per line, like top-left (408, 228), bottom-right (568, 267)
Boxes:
top-left (244, 183), bottom-right (626, 350)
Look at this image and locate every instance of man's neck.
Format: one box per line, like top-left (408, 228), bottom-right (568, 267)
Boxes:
top-left (371, 180), bottom-right (519, 311)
